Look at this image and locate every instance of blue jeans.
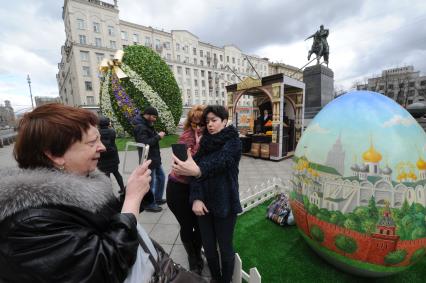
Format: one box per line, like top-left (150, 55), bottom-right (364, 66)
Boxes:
top-left (147, 165), bottom-right (165, 207)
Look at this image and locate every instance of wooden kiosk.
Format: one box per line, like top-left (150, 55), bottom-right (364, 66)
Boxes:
top-left (226, 74), bottom-right (305, 160)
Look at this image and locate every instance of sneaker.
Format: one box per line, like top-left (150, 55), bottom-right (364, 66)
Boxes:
top-left (144, 205), bottom-right (162, 213)
top-left (156, 199), bottom-right (167, 205)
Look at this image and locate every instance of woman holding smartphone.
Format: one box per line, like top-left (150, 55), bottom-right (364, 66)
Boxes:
top-left (172, 105), bottom-right (242, 283)
top-left (166, 105), bottom-right (205, 275)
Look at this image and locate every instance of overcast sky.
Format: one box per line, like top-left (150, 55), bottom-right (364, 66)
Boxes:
top-left (1, 0), bottom-right (426, 112)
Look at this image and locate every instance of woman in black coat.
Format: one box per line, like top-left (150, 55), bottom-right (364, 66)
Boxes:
top-left (98, 116), bottom-right (125, 192)
top-left (172, 105), bottom-right (242, 283)
top-left (0, 104), bottom-right (155, 283)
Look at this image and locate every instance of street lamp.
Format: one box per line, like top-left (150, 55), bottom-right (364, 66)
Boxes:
top-left (26, 74), bottom-right (34, 110)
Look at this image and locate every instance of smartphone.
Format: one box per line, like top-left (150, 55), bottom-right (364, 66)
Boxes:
top-left (172, 143), bottom-right (188, 161)
top-left (140, 144), bottom-right (150, 164)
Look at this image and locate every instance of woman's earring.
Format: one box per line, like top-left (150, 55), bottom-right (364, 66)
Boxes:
top-left (58, 165), bottom-right (65, 171)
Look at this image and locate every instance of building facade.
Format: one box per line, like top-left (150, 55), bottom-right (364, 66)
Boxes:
top-left (34, 96), bottom-right (62, 107)
top-left (356, 66), bottom-right (426, 106)
top-left (57, 0), bottom-right (271, 109)
top-left (0, 100), bottom-right (15, 127)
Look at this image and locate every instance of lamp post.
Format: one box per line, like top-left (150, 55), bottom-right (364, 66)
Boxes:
top-left (26, 74), bottom-right (34, 110)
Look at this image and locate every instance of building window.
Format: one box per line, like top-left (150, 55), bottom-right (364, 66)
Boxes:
top-left (388, 84), bottom-right (394, 89)
top-left (184, 56), bottom-right (189, 63)
top-left (185, 68), bottom-right (190, 75)
top-left (193, 58), bottom-right (197, 65)
top-left (167, 53), bottom-right (171, 60)
top-left (176, 43), bottom-right (180, 51)
top-left (110, 40), bottom-right (116, 49)
top-left (95, 37), bottom-right (102, 47)
top-left (201, 70), bottom-right (205, 77)
top-left (200, 50), bottom-right (203, 57)
top-left (232, 57), bottom-right (235, 64)
top-left (95, 53), bottom-right (104, 63)
top-left (399, 83), bottom-right (405, 88)
top-left (177, 55), bottom-right (181, 62)
top-left (87, 96), bottom-right (95, 105)
top-left (80, 51), bottom-right (89, 61)
top-left (219, 54), bottom-right (223, 61)
top-left (227, 56), bottom-right (229, 63)
top-left (409, 82), bottom-right (415, 88)
top-left (193, 47), bottom-right (197, 55)
top-left (200, 60), bottom-right (204, 66)
top-left (82, 66), bottom-right (91, 77)
top-left (85, 81), bottom-right (93, 91)
top-left (164, 42), bottom-right (171, 50)
top-left (201, 80), bottom-right (205, 87)
top-left (121, 31), bottom-right (127, 40)
top-left (195, 90), bottom-right (199, 96)
top-left (93, 22), bottom-right (100, 33)
top-left (77, 19), bottom-right (85, 30)
top-left (79, 35), bottom-right (87, 45)
top-left (132, 33), bottom-right (139, 43)
top-left (108, 26), bottom-right (114, 36)
top-left (379, 85), bottom-right (384, 90)
top-left (145, 37), bottom-right (151, 47)
top-left (177, 66), bottom-right (182, 75)
top-left (194, 79), bottom-right (198, 87)
top-left (194, 69), bottom-right (198, 76)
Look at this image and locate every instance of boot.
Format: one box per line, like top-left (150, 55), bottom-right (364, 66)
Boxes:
top-left (206, 256), bottom-right (222, 282)
top-left (182, 241), bottom-right (202, 275)
top-left (221, 256), bottom-right (235, 283)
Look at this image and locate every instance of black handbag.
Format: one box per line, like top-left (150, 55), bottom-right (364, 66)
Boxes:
top-left (137, 234), bottom-right (208, 283)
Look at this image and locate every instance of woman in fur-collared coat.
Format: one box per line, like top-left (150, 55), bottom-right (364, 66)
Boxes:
top-left (172, 105), bottom-right (242, 283)
top-left (0, 104), bottom-right (154, 283)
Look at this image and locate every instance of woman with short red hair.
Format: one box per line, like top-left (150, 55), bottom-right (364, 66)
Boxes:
top-left (0, 104), bottom-right (154, 282)
top-left (166, 104), bottom-right (205, 274)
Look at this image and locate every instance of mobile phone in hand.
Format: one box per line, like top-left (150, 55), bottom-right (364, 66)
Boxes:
top-left (172, 143), bottom-right (188, 161)
top-left (140, 144), bottom-right (150, 164)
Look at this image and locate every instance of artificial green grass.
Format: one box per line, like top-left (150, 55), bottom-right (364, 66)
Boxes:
top-left (234, 201), bottom-right (426, 283)
top-left (115, 135), bottom-right (179, 151)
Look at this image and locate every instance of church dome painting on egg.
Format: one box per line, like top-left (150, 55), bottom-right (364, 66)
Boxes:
top-left (290, 91), bottom-right (426, 277)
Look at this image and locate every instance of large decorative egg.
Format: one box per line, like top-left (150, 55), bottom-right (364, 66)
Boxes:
top-left (291, 91), bottom-right (426, 277)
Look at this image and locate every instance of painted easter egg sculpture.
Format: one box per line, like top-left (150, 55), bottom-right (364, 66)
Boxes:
top-left (291, 91), bottom-right (426, 276)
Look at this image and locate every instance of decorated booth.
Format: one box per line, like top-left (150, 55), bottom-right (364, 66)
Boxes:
top-left (226, 74), bottom-right (305, 160)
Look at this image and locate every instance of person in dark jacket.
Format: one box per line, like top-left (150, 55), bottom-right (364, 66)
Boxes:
top-left (98, 116), bottom-right (125, 193)
top-left (0, 103), bottom-right (155, 283)
top-left (133, 107), bottom-right (166, 212)
top-left (172, 105), bottom-right (242, 283)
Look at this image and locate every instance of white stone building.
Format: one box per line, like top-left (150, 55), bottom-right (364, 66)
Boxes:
top-left (57, 0), bottom-right (270, 109)
top-left (356, 66), bottom-right (426, 106)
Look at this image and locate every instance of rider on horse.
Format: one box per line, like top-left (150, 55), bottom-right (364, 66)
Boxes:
top-left (306, 25), bottom-right (329, 66)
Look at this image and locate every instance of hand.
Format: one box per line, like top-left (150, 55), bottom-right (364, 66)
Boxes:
top-left (192, 200), bottom-right (209, 216)
top-left (195, 129), bottom-right (202, 145)
top-left (158, 131), bottom-right (166, 139)
top-left (172, 148), bottom-right (201, 177)
top-left (122, 160), bottom-right (152, 216)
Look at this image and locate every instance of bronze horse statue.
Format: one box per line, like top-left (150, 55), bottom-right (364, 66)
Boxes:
top-left (306, 25), bottom-right (329, 66)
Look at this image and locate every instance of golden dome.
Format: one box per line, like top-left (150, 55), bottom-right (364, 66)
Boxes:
top-left (362, 145), bottom-right (382, 163)
top-left (408, 172), bottom-right (417, 181)
top-left (397, 172), bottom-right (407, 182)
top-left (417, 158), bottom-right (426, 170)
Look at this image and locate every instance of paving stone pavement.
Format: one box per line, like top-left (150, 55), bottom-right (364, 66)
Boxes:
top-left (0, 143), bottom-right (293, 273)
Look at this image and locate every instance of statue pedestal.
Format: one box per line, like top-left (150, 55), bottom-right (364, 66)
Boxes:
top-left (303, 65), bottom-right (334, 120)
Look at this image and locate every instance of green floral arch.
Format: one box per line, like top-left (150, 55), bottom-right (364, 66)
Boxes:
top-left (100, 45), bottom-right (182, 135)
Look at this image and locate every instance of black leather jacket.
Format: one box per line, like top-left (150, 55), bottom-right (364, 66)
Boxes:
top-left (0, 168), bottom-right (139, 283)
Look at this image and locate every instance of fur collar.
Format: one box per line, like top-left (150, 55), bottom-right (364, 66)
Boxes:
top-left (196, 126), bottom-right (239, 157)
top-left (0, 167), bottom-right (115, 222)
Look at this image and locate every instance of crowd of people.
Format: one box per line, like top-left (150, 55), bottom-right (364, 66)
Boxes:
top-left (0, 102), bottom-right (242, 283)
